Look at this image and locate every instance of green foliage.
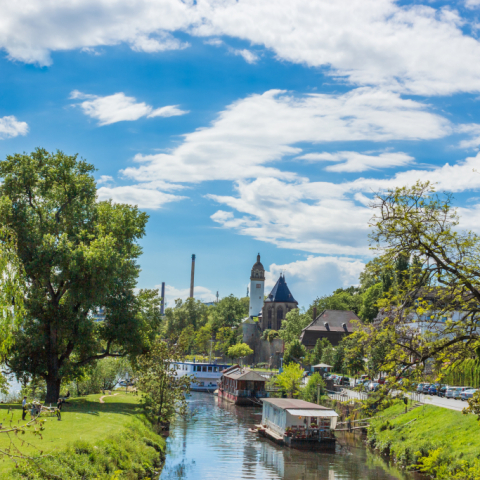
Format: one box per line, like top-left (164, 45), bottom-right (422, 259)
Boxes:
top-left (164, 297), bottom-right (209, 340)
top-left (278, 309), bottom-right (311, 344)
top-left (261, 329), bottom-right (280, 342)
top-left (275, 363), bottom-right (304, 398)
top-left (215, 327), bottom-right (237, 356)
top-left (358, 283), bottom-right (383, 323)
top-left (309, 338), bottom-right (330, 366)
top-left (136, 339), bottom-right (191, 427)
top-left (368, 402), bottom-right (480, 479)
top-left (210, 294), bottom-right (248, 332)
top-left (283, 339), bottom-right (306, 365)
top-left (0, 149), bottom-right (160, 402)
top-left (72, 358), bottom-right (132, 395)
top-left (301, 372), bottom-right (325, 404)
top-left (194, 325), bottom-right (212, 356)
top-left (321, 343), bottom-right (335, 367)
top-left (365, 181), bottom-right (480, 381)
top-left (227, 343), bottom-right (253, 361)
top-left (12, 421), bottom-right (165, 479)
top-left (307, 287), bottom-right (363, 316)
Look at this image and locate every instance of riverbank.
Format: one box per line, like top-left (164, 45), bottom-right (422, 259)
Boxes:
top-left (368, 401), bottom-right (480, 479)
top-left (0, 393), bottom-right (165, 479)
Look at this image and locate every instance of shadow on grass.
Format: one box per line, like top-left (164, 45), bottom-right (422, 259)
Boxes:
top-left (0, 397), bottom-right (143, 417)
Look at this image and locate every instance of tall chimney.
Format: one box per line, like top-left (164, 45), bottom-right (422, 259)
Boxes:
top-left (160, 282), bottom-right (165, 315)
top-left (190, 254), bottom-right (196, 298)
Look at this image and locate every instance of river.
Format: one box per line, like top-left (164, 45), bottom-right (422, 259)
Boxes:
top-left (159, 392), bottom-right (423, 480)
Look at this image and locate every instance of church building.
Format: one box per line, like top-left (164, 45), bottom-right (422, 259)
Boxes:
top-left (248, 254), bottom-right (298, 331)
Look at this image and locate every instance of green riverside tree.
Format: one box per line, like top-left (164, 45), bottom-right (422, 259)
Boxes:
top-left (0, 149), bottom-right (161, 402)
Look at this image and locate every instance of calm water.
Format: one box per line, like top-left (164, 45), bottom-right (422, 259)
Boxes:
top-left (159, 393), bottom-right (422, 480)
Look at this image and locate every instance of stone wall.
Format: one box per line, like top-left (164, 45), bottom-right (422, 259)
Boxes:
top-left (242, 322), bottom-right (284, 368)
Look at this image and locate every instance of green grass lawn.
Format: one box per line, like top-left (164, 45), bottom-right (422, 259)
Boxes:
top-left (0, 392), bottom-right (144, 476)
top-left (368, 401), bottom-right (480, 477)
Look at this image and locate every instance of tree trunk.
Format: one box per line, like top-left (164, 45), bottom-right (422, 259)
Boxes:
top-left (45, 376), bottom-right (61, 404)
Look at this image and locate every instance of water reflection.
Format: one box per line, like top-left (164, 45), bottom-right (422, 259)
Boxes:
top-left (159, 393), bottom-right (421, 480)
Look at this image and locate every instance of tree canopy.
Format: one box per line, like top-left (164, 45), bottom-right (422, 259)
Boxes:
top-left (0, 149), bottom-right (161, 402)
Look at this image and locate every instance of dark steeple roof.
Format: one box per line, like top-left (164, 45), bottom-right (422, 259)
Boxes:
top-left (266, 274), bottom-right (298, 304)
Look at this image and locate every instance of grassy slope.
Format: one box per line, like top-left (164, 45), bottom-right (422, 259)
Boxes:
top-left (0, 393), bottom-right (152, 475)
top-left (368, 402), bottom-right (480, 471)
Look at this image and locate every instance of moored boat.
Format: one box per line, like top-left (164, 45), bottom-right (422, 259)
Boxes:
top-left (173, 361), bottom-right (230, 392)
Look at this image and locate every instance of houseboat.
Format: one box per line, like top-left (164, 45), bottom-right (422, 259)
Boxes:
top-left (172, 361), bottom-right (230, 392)
top-left (256, 398), bottom-right (338, 449)
top-left (217, 365), bottom-right (268, 405)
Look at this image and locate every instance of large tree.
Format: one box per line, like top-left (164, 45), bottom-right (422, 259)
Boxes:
top-left (0, 149), bottom-right (160, 402)
top-left (367, 181), bottom-right (480, 378)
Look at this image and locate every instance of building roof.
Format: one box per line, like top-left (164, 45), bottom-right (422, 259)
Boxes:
top-left (222, 367), bottom-right (266, 382)
top-left (301, 310), bottom-right (360, 333)
top-left (312, 363), bottom-right (332, 368)
top-left (251, 253), bottom-right (264, 271)
top-left (261, 398), bottom-right (332, 410)
top-left (299, 310), bottom-right (361, 347)
top-left (287, 409), bottom-right (338, 418)
top-left (265, 274), bottom-right (298, 304)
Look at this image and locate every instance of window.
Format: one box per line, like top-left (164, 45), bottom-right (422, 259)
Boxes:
top-left (277, 308), bottom-right (283, 320)
top-left (268, 321), bottom-right (272, 329)
top-left (268, 309), bottom-right (272, 319)
top-left (208, 366), bottom-right (212, 372)
top-left (202, 366), bottom-right (207, 372)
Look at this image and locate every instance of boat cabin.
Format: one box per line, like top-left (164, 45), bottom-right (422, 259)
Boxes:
top-left (260, 398), bottom-right (338, 448)
top-left (218, 365), bottom-right (267, 405)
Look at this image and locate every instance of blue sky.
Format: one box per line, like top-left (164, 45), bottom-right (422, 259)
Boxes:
top-left (2, 0), bottom-right (480, 308)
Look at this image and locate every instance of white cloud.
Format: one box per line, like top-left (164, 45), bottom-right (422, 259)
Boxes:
top-left (208, 153), bottom-right (480, 256)
top-left (70, 91), bottom-right (188, 125)
top-left (97, 175), bottom-right (114, 185)
top-left (130, 32), bottom-right (189, 53)
top-left (209, 178), bottom-right (373, 255)
top-left (465, 0), bottom-right (480, 8)
top-left (298, 151), bottom-right (415, 172)
top-left (4, 1), bottom-right (480, 94)
top-left (122, 88), bottom-right (450, 184)
top-left (458, 124), bottom-right (480, 149)
top-left (97, 185), bottom-right (185, 209)
top-left (148, 105), bottom-right (189, 118)
top-left (158, 284), bottom-right (216, 306)
top-left (0, 116), bottom-right (28, 139)
top-left (265, 256), bottom-right (366, 306)
top-left (231, 48), bottom-right (258, 64)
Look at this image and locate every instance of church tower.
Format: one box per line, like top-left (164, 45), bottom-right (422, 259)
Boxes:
top-left (249, 254), bottom-right (265, 318)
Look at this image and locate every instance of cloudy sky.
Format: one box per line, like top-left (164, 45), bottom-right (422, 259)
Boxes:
top-left (3, 0), bottom-right (480, 308)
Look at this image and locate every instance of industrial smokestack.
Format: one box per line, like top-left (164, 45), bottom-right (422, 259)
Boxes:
top-left (190, 254), bottom-right (196, 298)
top-left (160, 282), bottom-right (165, 315)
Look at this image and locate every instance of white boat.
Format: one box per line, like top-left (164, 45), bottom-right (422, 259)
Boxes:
top-left (173, 361), bottom-right (231, 392)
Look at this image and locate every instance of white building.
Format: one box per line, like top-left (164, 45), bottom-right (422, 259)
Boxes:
top-left (249, 254), bottom-right (265, 318)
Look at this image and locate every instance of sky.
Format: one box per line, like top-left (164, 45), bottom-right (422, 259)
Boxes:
top-left (3, 0), bottom-right (480, 309)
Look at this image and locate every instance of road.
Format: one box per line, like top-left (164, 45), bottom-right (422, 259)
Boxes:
top-left (331, 388), bottom-right (467, 412)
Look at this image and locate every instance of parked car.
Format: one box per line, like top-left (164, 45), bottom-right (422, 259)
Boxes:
top-left (460, 389), bottom-right (478, 401)
top-left (446, 387), bottom-right (460, 398)
top-left (377, 377), bottom-right (386, 385)
top-left (438, 386), bottom-right (448, 397)
top-left (416, 383), bottom-right (427, 393)
top-left (453, 387), bottom-right (472, 399)
top-left (421, 384), bottom-right (431, 394)
top-left (428, 384), bottom-right (441, 395)
top-left (368, 382), bottom-right (380, 392)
